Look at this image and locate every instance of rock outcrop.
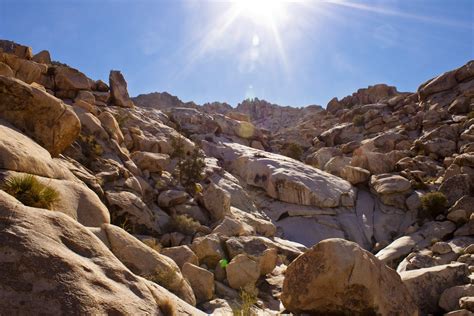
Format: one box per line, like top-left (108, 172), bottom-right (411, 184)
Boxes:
top-left (281, 238), bottom-right (418, 315)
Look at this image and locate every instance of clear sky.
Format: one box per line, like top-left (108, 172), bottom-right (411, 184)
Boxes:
top-left (1, 0), bottom-right (473, 107)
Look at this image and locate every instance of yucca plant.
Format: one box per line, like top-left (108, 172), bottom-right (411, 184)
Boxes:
top-left (3, 174), bottom-right (60, 210)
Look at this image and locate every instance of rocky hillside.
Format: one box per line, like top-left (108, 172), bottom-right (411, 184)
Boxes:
top-left (0, 39), bottom-right (473, 315)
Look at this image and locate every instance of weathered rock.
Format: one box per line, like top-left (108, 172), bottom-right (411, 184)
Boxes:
top-left (32, 50), bottom-right (51, 64)
top-left (341, 165), bottom-right (371, 184)
top-left (281, 238), bottom-right (418, 315)
top-left (54, 65), bottom-right (91, 92)
top-left (200, 182), bottom-right (231, 221)
top-left (0, 170), bottom-right (109, 227)
top-left (0, 121), bottom-right (74, 179)
top-left (161, 245), bottom-right (199, 269)
top-left (109, 70), bottom-right (134, 108)
top-left (158, 190), bottom-right (190, 208)
top-left (131, 151), bottom-right (170, 173)
top-left (190, 234), bottom-right (225, 268)
top-left (376, 221), bottom-right (456, 267)
top-left (0, 62), bottom-right (14, 77)
top-left (226, 254), bottom-right (261, 290)
top-left (105, 191), bottom-right (156, 233)
top-left (182, 262), bottom-right (214, 303)
top-left (102, 224), bottom-right (196, 306)
top-left (401, 262), bottom-right (469, 315)
top-left (0, 190), bottom-right (202, 315)
top-left (202, 140), bottom-right (356, 207)
top-left (439, 284), bottom-right (474, 312)
top-left (212, 216), bottom-right (253, 237)
top-left (440, 174), bottom-right (473, 206)
top-left (98, 111), bottom-right (124, 143)
top-left (0, 76), bottom-right (81, 156)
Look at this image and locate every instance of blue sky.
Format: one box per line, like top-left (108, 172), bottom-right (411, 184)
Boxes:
top-left (1, 0), bottom-right (473, 107)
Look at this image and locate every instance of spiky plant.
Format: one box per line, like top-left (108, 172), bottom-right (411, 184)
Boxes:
top-left (3, 174), bottom-right (60, 210)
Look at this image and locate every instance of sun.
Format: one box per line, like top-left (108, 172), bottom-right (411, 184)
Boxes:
top-left (232, 0), bottom-right (288, 26)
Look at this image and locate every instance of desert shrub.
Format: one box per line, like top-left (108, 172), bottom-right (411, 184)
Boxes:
top-left (282, 143), bottom-right (303, 161)
top-left (419, 191), bottom-right (448, 219)
top-left (352, 114), bottom-right (365, 127)
top-left (78, 134), bottom-right (103, 159)
top-left (169, 214), bottom-right (201, 235)
top-left (143, 268), bottom-right (176, 289)
top-left (142, 238), bottom-right (162, 253)
top-left (3, 174), bottom-right (60, 210)
top-left (179, 147), bottom-right (206, 188)
top-left (467, 111), bottom-right (474, 120)
top-left (233, 284), bottom-right (259, 316)
top-left (172, 137), bottom-right (206, 190)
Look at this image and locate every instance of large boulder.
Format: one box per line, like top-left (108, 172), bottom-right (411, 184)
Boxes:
top-left (0, 121), bottom-right (74, 179)
top-left (109, 70), bottom-right (134, 108)
top-left (226, 254), bottom-right (261, 290)
top-left (182, 262), bottom-right (214, 303)
top-left (200, 182), bottom-right (231, 221)
top-left (281, 238), bottom-right (418, 316)
top-left (0, 76), bottom-right (81, 156)
top-left (202, 140), bottom-right (356, 208)
top-left (0, 190), bottom-right (203, 315)
top-left (400, 263), bottom-right (470, 315)
top-left (54, 66), bottom-right (91, 94)
top-left (102, 224), bottom-right (196, 306)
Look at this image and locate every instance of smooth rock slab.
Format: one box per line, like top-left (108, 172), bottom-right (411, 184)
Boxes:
top-left (202, 140), bottom-right (356, 208)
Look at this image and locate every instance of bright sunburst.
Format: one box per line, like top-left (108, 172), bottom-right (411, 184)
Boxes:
top-left (232, 0), bottom-right (288, 26)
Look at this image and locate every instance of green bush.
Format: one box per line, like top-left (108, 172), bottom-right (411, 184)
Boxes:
top-left (283, 143), bottom-right (303, 161)
top-left (352, 114), bottom-right (365, 127)
top-left (419, 191), bottom-right (448, 219)
top-left (172, 137), bottom-right (206, 190)
top-left (3, 174), bottom-right (60, 210)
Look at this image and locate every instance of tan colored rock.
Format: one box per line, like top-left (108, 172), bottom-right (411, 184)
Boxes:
top-left (131, 151), bottom-right (170, 173)
top-left (0, 121), bottom-right (74, 179)
top-left (32, 50), bottom-right (51, 64)
top-left (158, 190), bottom-right (190, 208)
top-left (54, 65), bottom-right (91, 92)
top-left (0, 62), bottom-right (14, 77)
top-left (0, 76), bottom-right (81, 156)
top-left (341, 165), bottom-right (370, 184)
top-left (225, 236), bottom-right (278, 275)
top-left (226, 254), bottom-right (260, 289)
top-left (182, 262), bottom-right (215, 303)
top-left (401, 262), bottom-right (469, 315)
top-left (190, 234), bottom-right (225, 268)
top-left (75, 89), bottom-right (95, 104)
top-left (0, 190), bottom-right (202, 315)
top-left (202, 140), bottom-right (356, 208)
top-left (109, 70), bottom-right (134, 108)
top-left (105, 191), bottom-right (156, 232)
top-left (201, 182), bottom-right (231, 221)
top-left (0, 170), bottom-right (109, 227)
top-left (161, 245), bottom-right (199, 269)
top-left (103, 223), bottom-right (196, 305)
top-left (98, 111), bottom-right (124, 143)
top-left (281, 238), bottom-right (418, 316)
top-left (212, 216), bottom-right (253, 237)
